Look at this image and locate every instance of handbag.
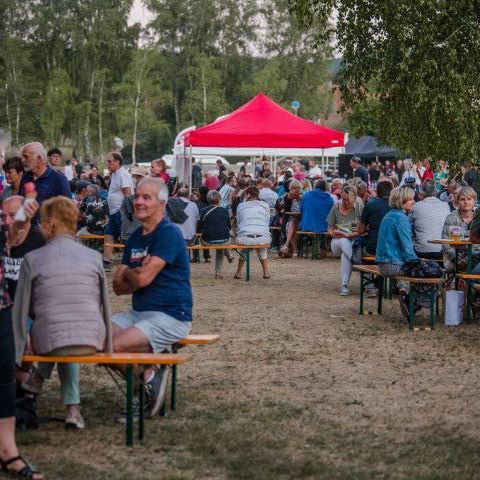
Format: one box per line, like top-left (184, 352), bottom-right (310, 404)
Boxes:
top-left (401, 259), bottom-right (443, 278)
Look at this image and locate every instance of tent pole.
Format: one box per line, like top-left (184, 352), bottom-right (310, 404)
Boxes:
top-left (189, 145), bottom-right (193, 196)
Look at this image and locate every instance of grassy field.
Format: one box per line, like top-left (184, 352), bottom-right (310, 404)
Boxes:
top-left (19, 255), bottom-right (480, 479)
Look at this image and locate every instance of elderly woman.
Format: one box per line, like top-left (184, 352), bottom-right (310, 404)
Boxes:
top-left (279, 179), bottom-right (302, 257)
top-left (376, 187), bottom-right (418, 315)
top-left (234, 186), bottom-right (271, 279)
top-left (13, 197), bottom-right (112, 430)
top-left (442, 186), bottom-right (478, 272)
top-left (199, 190), bottom-right (233, 279)
top-left (328, 185), bottom-right (363, 296)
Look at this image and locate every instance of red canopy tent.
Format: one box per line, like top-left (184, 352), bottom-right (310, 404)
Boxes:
top-left (184, 93), bottom-right (344, 152)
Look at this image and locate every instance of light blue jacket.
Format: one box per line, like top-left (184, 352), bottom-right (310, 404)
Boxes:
top-left (376, 209), bottom-right (418, 265)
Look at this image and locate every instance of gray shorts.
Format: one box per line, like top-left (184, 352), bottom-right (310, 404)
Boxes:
top-left (112, 310), bottom-right (192, 353)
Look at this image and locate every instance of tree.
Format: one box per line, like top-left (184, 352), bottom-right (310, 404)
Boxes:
top-left (41, 68), bottom-right (77, 146)
top-left (291, 0), bottom-right (480, 170)
top-left (114, 49), bottom-right (171, 163)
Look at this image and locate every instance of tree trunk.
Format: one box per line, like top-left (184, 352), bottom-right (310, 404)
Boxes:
top-left (5, 81), bottom-right (11, 136)
top-left (132, 57), bottom-right (146, 165)
top-left (98, 75), bottom-right (104, 161)
top-left (174, 82), bottom-right (180, 133)
top-left (11, 64), bottom-right (19, 145)
top-left (84, 70), bottom-right (95, 161)
top-left (201, 65), bottom-right (207, 124)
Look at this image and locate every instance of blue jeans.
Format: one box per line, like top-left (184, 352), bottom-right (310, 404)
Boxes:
top-left (105, 211), bottom-right (122, 240)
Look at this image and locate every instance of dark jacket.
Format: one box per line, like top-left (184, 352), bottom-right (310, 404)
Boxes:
top-left (199, 206), bottom-right (231, 242)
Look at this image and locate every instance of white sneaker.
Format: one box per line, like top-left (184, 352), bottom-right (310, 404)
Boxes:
top-left (339, 285), bottom-right (350, 296)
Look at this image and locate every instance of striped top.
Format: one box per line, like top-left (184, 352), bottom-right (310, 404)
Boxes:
top-left (236, 200), bottom-right (270, 237)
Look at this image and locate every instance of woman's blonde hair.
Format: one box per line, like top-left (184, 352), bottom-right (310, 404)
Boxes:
top-left (341, 185), bottom-right (357, 204)
top-left (389, 186), bottom-right (415, 209)
top-left (455, 186), bottom-right (477, 205)
top-left (40, 197), bottom-right (78, 236)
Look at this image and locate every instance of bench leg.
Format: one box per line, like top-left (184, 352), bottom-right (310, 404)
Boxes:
top-left (408, 289), bottom-right (417, 330)
top-left (466, 281), bottom-right (473, 322)
top-left (246, 250), bottom-right (251, 282)
top-left (359, 272), bottom-right (365, 314)
top-left (170, 364), bottom-right (177, 411)
top-left (138, 369), bottom-right (145, 443)
top-left (126, 364), bottom-right (134, 447)
top-left (378, 276), bottom-right (383, 315)
top-left (429, 287), bottom-right (436, 329)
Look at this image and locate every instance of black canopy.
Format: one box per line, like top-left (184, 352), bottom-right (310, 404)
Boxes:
top-left (345, 136), bottom-right (399, 160)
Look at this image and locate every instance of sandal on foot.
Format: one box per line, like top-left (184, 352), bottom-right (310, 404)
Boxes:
top-left (233, 273), bottom-right (242, 279)
top-left (1, 456), bottom-right (43, 479)
top-left (215, 273), bottom-right (223, 279)
top-left (263, 274), bottom-right (271, 279)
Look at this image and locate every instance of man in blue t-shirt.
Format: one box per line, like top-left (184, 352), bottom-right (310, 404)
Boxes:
top-left (112, 177), bottom-right (192, 417)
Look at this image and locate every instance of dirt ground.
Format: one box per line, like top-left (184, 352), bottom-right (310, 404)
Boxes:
top-left (19, 252), bottom-right (480, 479)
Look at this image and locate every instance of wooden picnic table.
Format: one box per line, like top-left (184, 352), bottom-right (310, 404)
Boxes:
top-left (430, 238), bottom-right (476, 321)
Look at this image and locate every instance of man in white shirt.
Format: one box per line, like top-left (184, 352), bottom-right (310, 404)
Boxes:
top-left (103, 152), bottom-right (133, 270)
top-left (308, 160), bottom-right (322, 179)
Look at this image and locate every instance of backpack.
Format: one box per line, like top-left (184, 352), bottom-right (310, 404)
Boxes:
top-left (401, 259), bottom-right (443, 278)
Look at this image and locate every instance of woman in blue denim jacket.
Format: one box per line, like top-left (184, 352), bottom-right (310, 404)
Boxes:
top-left (376, 186), bottom-right (418, 276)
top-left (377, 187), bottom-right (421, 318)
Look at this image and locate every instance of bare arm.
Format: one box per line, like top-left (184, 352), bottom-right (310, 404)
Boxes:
top-left (113, 265), bottom-right (136, 295)
top-left (113, 256), bottom-right (167, 295)
top-left (357, 222), bottom-right (367, 236)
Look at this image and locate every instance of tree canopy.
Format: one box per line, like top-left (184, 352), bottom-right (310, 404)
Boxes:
top-left (291, 0), bottom-right (480, 170)
top-left (0, 0), bottom-right (336, 163)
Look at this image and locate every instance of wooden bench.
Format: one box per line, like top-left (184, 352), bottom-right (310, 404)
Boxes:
top-left (78, 233), bottom-right (105, 241)
top-left (23, 352), bottom-right (191, 446)
top-left (353, 265), bottom-right (444, 329)
top-left (456, 273), bottom-right (480, 322)
top-left (188, 244), bottom-right (270, 281)
top-left (170, 334), bottom-right (220, 411)
top-left (23, 334), bottom-right (220, 445)
top-left (297, 231), bottom-right (328, 260)
top-left (353, 265), bottom-right (385, 316)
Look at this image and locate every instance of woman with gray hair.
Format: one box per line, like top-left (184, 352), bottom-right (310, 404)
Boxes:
top-left (199, 190), bottom-right (232, 279)
top-left (441, 186), bottom-right (478, 272)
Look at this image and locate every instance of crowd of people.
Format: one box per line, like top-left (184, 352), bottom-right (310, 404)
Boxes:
top-left (1, 141), bottom-right (480, 478)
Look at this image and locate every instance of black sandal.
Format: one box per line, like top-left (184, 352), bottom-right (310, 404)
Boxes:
top-left (1, 455), bottom-right (43, 479)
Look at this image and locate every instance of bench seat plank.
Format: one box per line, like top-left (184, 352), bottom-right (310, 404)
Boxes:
top-left (79, 234), bottom-right (105, 240)
top-left (188, 244), bottom-right (270, 250)
top-left (177, 334), bottom-right (220, 345)
top-left (23, 352), bottom-right (191, 365)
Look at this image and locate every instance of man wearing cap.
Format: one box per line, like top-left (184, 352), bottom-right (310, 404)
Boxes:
top-left (47, 148), bottom-right (63, 172)
top-left (350, 156), bottom-right (369, 184)
top-left (103, 152), bottom-right (133, 271)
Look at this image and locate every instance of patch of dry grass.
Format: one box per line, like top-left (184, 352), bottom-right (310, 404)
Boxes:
top-left (18, 255), bottom-right (480, 479)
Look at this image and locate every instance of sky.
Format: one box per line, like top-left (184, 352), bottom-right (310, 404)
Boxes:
top-left (128, 0), bottom-right (153, 26)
